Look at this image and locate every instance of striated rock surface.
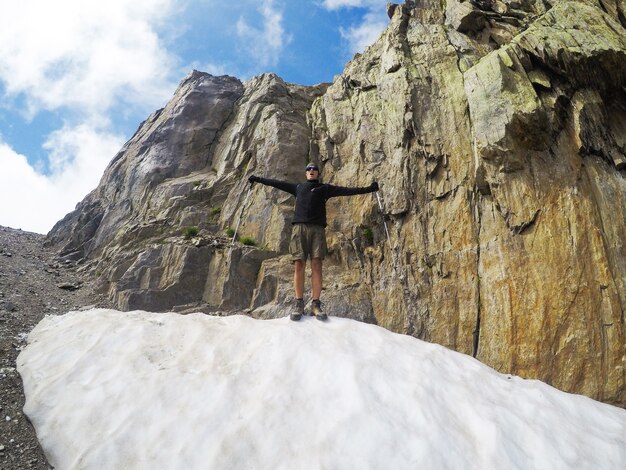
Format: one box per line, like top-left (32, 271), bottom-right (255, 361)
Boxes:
top-left (47, 72), bottom-right (326, 313)
top-left (47, 1), bottom-right (626, 405)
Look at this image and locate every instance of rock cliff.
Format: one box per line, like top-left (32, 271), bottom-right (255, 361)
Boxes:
top-left (47, 0), bottom-right (626, 405)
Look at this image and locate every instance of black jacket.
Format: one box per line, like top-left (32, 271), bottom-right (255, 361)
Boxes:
top-left (255, 177), bottom-right (376, 227)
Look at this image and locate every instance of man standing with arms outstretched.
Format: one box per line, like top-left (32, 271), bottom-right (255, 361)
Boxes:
top-left (249, 163), bottom-right (378, 321)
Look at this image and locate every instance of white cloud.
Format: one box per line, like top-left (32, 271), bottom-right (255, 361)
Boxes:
top-left (43, 123), bottom-right (123, 190)
top-left (321, 0), bottom-right (371, 9)
top-left (0, 0), bottom-right (180, 232)
top-left (0, 128), bottom-right (123, 234)
top-left (0, 0), bottom-right (177, 117)
top-left (0, 144), bottom-right (49, 233)
top-left (320, 0), bottom-right (387, 54)
top-left (236, 0), bottom-right (291, 68)
top-left (340, 11), bottom-right (388, 54)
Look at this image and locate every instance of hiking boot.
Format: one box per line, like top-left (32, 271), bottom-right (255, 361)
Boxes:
top-left (290, 298), bottom-right (305, 321)
top-left (311, 299), bottom-right (327, 321)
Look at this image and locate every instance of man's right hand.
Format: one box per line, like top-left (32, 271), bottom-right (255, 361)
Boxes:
top-left (248, 175), bottom-right (260, 184)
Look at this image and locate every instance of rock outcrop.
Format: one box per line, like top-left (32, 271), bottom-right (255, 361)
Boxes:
top-left (47, 1), bottom-right (626, 406)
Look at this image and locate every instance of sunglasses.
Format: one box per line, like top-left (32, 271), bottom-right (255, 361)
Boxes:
top-left (306, 167), bottom-right (319, 172)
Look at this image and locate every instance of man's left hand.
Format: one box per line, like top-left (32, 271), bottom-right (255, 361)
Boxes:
top-left (370, 181), bottom-right (379, 191)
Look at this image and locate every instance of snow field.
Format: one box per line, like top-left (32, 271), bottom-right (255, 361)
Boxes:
top-left (17, 309), bottom-right (626, 469)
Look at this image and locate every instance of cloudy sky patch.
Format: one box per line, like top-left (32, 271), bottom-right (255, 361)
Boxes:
top-left (236, 0), bottom-right (292, 69)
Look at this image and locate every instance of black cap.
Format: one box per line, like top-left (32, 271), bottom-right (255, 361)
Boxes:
top-left (305, 163), bottom-right (319, 172)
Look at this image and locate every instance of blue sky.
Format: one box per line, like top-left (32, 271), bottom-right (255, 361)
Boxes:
top-left (0, 0), bottom-right (388, 234)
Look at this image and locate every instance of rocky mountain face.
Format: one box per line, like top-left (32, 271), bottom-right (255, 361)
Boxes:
top-left (46, 0), bottom-right (626, 406)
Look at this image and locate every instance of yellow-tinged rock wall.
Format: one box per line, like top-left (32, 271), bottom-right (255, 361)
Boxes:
top-left (308, 1), bottom-right (625, 403)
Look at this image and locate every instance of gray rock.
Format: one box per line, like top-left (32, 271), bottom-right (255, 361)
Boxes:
top-left (56, 283), bottom-right (81, 291)
top-left (446, 0), bottom-right (486, 33)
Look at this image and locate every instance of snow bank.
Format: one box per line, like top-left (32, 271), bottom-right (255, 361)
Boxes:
top-left (17, 309), bottom-right (626, 469)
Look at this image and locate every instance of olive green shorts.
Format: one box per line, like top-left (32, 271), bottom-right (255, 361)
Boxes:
top-left (289, 223), bottom-right (327, 262)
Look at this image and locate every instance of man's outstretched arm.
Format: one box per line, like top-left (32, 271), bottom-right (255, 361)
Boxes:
top-left (249, 175), bottom-right (298, 196)
top-left (324, 181), bottom-right (379, 198)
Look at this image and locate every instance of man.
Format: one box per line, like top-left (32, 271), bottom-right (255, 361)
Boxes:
top-left (249, 163), bottom-right (379, 321)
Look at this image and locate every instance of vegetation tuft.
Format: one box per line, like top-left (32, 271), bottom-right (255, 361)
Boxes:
top-left (240, 236), bottom-right (257, 246)
top-left (183, 226), bottom-right (199, 239)
top-left (362, 226), bottom-right (374, 244)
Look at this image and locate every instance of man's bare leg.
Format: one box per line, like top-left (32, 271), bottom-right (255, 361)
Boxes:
top-left (294, 259), bottom-right (305, 300)
top-left (290, 259), bottom-right (306, 320)
top-left (311, 257), bottom-right (322, 300)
